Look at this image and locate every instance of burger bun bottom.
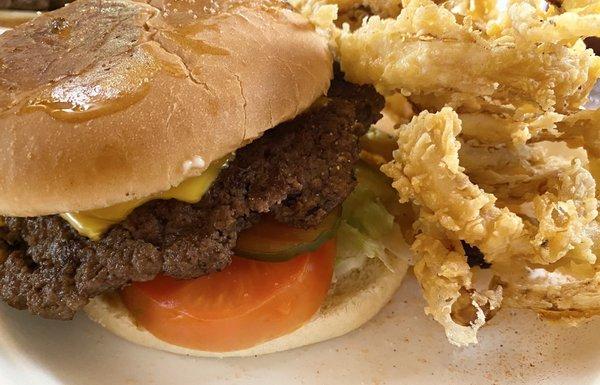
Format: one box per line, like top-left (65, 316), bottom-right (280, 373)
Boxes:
top-left (84, 253), bottom-right (409, 358)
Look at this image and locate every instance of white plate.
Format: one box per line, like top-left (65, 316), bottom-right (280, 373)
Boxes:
top-left (588, 81), bottom-right (600, 109)
top-left (2, 273), bottom-right (600, 385)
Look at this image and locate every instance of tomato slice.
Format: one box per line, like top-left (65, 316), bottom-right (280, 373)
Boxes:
top-left (121, 240), bottom-right (335, 352)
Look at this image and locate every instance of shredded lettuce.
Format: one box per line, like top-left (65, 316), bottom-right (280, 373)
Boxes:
top-left (335, 164), bottom-right (409, 278)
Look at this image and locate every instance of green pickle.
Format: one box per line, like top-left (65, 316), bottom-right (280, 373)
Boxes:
top-left (234, 208), bottom-right (341, 262)
top-left (234, 162), bottom-right (400, 263)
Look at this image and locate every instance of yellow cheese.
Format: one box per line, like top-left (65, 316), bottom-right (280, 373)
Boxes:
top-left (61, 156), bottom-right (230, 240)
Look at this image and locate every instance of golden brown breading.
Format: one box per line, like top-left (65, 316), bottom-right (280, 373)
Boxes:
top-left (293, 0), bottom-right (600, 345)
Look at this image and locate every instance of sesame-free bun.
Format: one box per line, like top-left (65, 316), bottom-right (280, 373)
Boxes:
top-left (0, 0), bottom-right (332, 217)
top-left (85, 255), bottom-right (409, 357)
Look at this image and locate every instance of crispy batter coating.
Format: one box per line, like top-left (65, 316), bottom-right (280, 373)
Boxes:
top-left (381, 108), bottom-right (528, 264)
top-left (338, 0), bottom-right (599, 117)
top-left (412, 234), bottom-right (502, 345)
top-left (383, 107), bottom-right (599, 345)
top-left (293, 0), bottom-right (600, 345)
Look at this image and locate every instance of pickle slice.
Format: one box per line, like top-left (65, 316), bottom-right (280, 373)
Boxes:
top-left (234, 209), bottom-right (341, 262)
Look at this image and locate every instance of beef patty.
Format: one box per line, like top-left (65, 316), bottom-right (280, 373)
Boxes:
top-left (0, 76), bottom-right (384, 320)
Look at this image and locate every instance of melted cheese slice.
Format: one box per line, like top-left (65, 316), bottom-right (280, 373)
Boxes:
top-left (61, 156), bottom-right (230, 240)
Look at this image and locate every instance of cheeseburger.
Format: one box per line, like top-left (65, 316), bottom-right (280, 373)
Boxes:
top-left (0, 0), bottom-right (409, 356)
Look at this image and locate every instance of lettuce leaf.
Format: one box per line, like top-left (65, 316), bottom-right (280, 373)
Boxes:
top-left (335, 164), bottom-right (409, 278)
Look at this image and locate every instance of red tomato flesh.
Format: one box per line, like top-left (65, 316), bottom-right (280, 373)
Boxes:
top-left (121, 240), bottom-right (335, 352)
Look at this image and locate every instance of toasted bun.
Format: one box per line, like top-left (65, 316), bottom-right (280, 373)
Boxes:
top-left (85, 255), bottom-right (409, 357)
top-left (0, 0), bottom-right (332, 217)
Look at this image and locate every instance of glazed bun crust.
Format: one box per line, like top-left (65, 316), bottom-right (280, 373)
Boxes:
top-left (0, 0), bottom-right (332, 217)
top-left (85, 256), bottom-right (409, 357)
